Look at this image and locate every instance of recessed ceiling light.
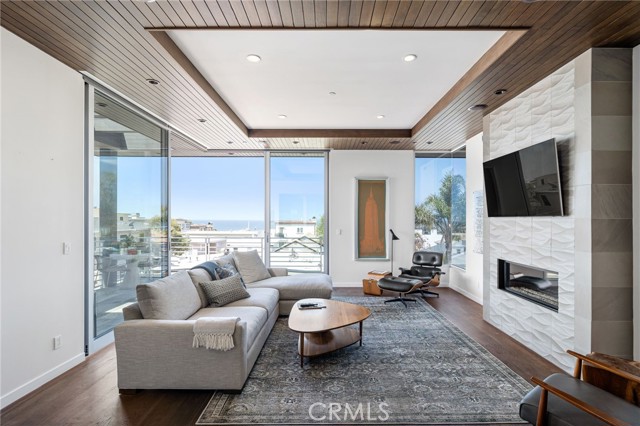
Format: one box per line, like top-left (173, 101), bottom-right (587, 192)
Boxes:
top-left (468, 104), bottom-right (488, 111)
top-left (278, 114), bottom-right (287, 119)
top-left (146, 78), bottom-right (160, 85)
top-left (96, 102), bottom-right (107, 107)
top-left (403, 54), bottom-right (418, 62)
top-left (228, 152), bottom-right (234, 155)
top-left (389, 140), bottom-right (400, 145)
top-left (292, 140), bottom-right (300, 144)
top-left (246, 54), bottom-right (261, 63)
top-left (376, 114), bottom-right (385, 119)
top-left (427, 141), bottom-right (434, 145)
top-left (146, 0), bottom-right (156, 3)
top-left (329, 91), bottom-right (336, 96)
top-left (259, 140), bottom-right (267, 144)
top-left (197, 118), bottom-right (207, 123)
top-left (494, 89), bottom-right (508, 95)
top-left (361, 141), bottom-right (368, 145)
top-left (227, 141), bottom-right (233, 144)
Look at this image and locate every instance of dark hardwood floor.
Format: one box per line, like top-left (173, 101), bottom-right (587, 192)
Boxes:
top-left (1, 288), bottom-right (561, 426)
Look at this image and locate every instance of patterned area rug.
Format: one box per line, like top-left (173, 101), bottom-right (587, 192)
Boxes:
top-left (197, 296), bottom-right (531, 425)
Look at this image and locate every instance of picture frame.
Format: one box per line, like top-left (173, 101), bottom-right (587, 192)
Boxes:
top-left (355, 178), bottom-right (389, 260)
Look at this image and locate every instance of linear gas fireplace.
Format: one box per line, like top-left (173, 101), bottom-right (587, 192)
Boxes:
top-left (498, 259), bottom-right (558, 311)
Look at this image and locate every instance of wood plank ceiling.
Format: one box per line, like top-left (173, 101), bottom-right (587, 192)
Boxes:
top-left (2, 1), bottom-right (640, 155)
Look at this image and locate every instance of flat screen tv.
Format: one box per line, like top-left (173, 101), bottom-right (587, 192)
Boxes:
top-left (483, 139), bottom-right (563, 217)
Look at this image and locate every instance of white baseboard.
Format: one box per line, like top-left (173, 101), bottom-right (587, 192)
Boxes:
top-left (449, 285), bottom-right (483, 304)
top-left (0, 352), bottom-right (85, 409)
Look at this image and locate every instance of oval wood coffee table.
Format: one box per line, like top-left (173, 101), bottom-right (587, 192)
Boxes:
top-left (288, 298), bottom-right (371, 367)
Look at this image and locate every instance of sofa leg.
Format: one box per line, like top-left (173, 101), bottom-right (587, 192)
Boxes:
top-left (119, 389), bottom-right (139, 395)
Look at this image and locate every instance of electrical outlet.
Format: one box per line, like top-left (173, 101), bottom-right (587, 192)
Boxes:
top-left (62, 242), bottom-right (70, 255)
top-left (53, 335), bottom-right (62, 350)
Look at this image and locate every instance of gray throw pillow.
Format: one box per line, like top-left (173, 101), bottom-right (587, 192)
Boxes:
top-left (199, 274), bottom-right (250, 307)
top-left (233, 250), bottom-right (271, 284)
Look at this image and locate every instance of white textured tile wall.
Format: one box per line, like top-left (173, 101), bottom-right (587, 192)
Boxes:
top-left (484, 61), bottom-right (577, 373)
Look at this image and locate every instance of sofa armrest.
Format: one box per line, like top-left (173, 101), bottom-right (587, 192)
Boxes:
top-left (114, 319), bottom-right (249, 390)
top-left (268, 267), bottom-right (288, 277)
top-left (123, 302), bottom-right (143, 320)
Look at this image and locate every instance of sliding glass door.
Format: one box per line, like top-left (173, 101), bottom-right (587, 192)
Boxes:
top-left (268, 153), bottom-right (327, 273)
top-left (86, 88), bottom-right (168, 352)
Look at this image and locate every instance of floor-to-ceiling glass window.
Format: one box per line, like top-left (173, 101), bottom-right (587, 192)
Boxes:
top-left (415, 149), bottom-right (466, 277)
top-left (89, 90), bottom-right (168, 343)
top-left (170, 155), bottom-right (265, 268)
top-left (268, 153), bottom-right (327, 273)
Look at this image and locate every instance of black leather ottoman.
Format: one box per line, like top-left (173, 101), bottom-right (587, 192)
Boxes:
top-left (377, 277), bottom-right (423, 307)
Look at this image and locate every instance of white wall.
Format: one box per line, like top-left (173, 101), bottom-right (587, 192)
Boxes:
top-left (1, 28), bottom-right (85, 408)
top-left (449, 133), bottom-right (484, 304)
top-left (633, 44), bottom-right (640, 360)
top-left (329, 151), bottom-right (414, 286)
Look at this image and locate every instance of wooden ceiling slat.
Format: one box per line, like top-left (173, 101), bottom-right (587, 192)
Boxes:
top-left (435, 1), bottom-right (461, 27)
top-left (241, 1), bottom-right (263, 26)
top-left (277, 0), bottom-right (294, 27)
top-left (314, 0), bottom-right (327, 28)
top-left (289, 0), bottom-right (305, 27)
top-left (369, 0), bottom-right (387, 27)
top-left (480, 1), bottom-right (512, 27)
top-left (326, 0), bottom-right (338, 27)
top-left (413, 1), bottom-right (437, 27)
top-left (467, 1), bottom-right (500, 27)
top-left (401, 1), bottom-right (424, 28)
top-left (457, 1), bottom-right (486, 27)
top-left (358, 0), bottom-right (375, 26)
top-left (149, 1), bottom-right (183, 27)
top-left (228, 1), bottom-right (251, 26)
top-left (201, 1), bottom-right (229, 26)
top-left (391, 1), bottom-right (411, 27)
top-left (423, 1), bottom-right (448, 27)
top-left (216, 1), bottom-right (240, 27)
top-left (446, 1), bottom-right (473, 27)
top-left (510, 1), bottom-right (557, 28)
top-left (188, 1), bottom-right (218, 27)
top-left (380, 1), bottom-right (400, 27)
top-left (337, 0), bottom-right (351, 27)
top-left (264, 0), bottom-right (283, 27)
top-left (301, 0), bottom-right (315, 28)
top-left (165, 1), bottom-right (196, 27)
top-left (119, 0), bottom-right (161, 28)
top-left (252, 1), bottom-right (272, 26)
top-left (348, 1), bottom-right (364, 27)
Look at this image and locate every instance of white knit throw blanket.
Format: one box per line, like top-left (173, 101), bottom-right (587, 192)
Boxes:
top-left (192, 317), bottom-right (239, 351)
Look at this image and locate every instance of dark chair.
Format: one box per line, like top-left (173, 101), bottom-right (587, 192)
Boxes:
top-left (398, 251), bottom-right (445, 298)
top-left (519, 350), bottom-right (640, 426)
top-left (376, 277), bottom-right (423, 308)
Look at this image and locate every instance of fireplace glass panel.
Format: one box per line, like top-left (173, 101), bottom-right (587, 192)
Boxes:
top-left (498, 259), bottom-right (558, 311)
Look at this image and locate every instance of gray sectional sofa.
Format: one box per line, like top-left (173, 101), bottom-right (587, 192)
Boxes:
top-left (114, 253), bottom-right (332, 392)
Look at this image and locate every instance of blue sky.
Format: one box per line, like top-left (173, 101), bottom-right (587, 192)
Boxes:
top-left (415, 157), bottom-right (466, 204)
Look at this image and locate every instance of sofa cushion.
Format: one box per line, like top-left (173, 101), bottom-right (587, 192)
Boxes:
top-left (214, 254), bottom-right (243, 282)
top-left (188, 306), bottom-right (267, 345)
top-left (247, 273), bottom-right (333, 300)
top-left (225, 288), bottom-right (279, 315)
top-left (187, 268), bottom-right (213, 308)
top-left (136, 270), bottom-right (201, 320)
top-left (233, 250), bottom-right (271, 284)
top-left (200, 274), bottom-right (250, 307)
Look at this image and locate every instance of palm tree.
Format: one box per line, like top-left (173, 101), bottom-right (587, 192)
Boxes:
top-left (415, 171), bottom-right (465, 258)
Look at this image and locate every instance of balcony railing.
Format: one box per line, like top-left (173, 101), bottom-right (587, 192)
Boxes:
top-left (171, 234), bottom-right (325, 273)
